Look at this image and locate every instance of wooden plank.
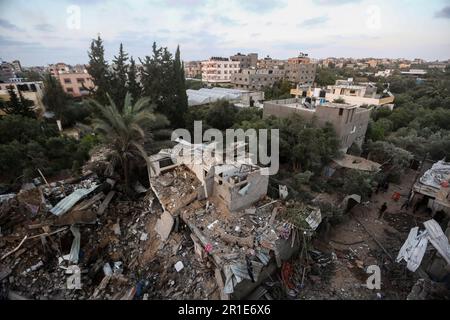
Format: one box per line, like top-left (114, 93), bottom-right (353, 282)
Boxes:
top-left (73, 192), bottom-right (105, 211)
top-left (97, 191), bottom-right (116, 215)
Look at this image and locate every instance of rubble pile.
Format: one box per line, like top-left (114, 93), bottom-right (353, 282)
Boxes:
top-left (0, 167), bottom-right (226, 300)
top-left (149, 164), bottom-right (317, 297)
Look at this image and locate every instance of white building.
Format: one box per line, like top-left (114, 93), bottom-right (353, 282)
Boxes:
top-left (201, 57), bottom-right (241, 83)
top-left (375, 69), bottom-right (394, 78)
top-left (401, 69), bottom-right (427, 76)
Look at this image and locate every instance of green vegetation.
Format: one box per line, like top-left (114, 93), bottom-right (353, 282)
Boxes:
top-left (0, 115), bottom-right (97, 182)
top-left (0, 85), bottom-right (35, 118)
top-left (366, 71), bottom-right (450, 161)
top-left (263, 80), bottom-right (292, 100)
top-left (90, 93), bottom-right (163, 190)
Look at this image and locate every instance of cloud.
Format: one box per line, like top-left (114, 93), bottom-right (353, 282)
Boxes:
top-left (0, 36), bottom-right (39, 47)
top-left (313, 0), bottom-right (362, 5)
top-left (0, 18), bottom-right (24, 32)
top-left (35, 23), bottom-right (55, 32)
top-left (298, 16), bottom-right (329, 28)
top-left (216, 16), bottom-right (238, 26)
top-left (237, 0), bottom-right (287, 13)
top-left (435, 6), bottom-right (450, 19)
top-left (165, 0), bottom-right (204, 6)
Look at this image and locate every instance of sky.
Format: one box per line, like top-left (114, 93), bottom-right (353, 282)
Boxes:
top-left (1, 0), bottom-right (450, 66)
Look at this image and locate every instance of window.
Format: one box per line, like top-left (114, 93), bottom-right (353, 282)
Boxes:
top-left (77, 78), bottom-right (85, 83)
top-left (339, 108), bottom-right (343, 116)
top-left (64, 78), bottom-right (72, 84)
top-left (66, 88), bottom-right (73, 92)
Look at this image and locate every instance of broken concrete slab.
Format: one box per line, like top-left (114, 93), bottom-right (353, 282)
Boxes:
top-left (54, 210), bottom-right (97, 226)
top-left (154, 211), bottom-right (174, 242)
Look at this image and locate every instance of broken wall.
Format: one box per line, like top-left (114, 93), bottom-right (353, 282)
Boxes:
top-left (227, 171), bottom-right (269, 212)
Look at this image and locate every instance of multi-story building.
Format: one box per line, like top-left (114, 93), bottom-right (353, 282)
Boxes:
top-left (0, 81), bottom-right (45, 114)
top-left (428, 63), bottom-right (447, 71)
top-left (285, 53), bottom-right (317, 85)
top-left (184, 61), bottom-right (202, 78)
top-left (0, 61), bottom-right (17, 82)
top-left (263, 98), bottom-right (372, 151)
top-left (58, 72), bottom-right (94, 97)
top-left (318, 79), bottom-right (395, 108)
top-left (257, 56), bottom-right (286, 69)
top-left (48, 62), bottom-right (71, 76)
top-left (399, 63), bottom-right (411, 69)
top-left (231, 67), bottom-right (284, 90)
top-left (367, 59), bottom-right (378, 68)
top-left (201, 57), bottom-right (241, 83)
top-left (49, 63), bottom-right (94, 97)
top-left (230, 53), bottom-right (258, 69)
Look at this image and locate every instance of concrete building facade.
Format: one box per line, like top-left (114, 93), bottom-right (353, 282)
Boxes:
top-left (285, 53), bottom-right (317, 85)
top-left (231, 67), bottom-right (284, 90)
top-left (230, 53), bottom-right (258, 69)
top-left (58, 72), bottom-right (94, 97)
top-left (184, 61), bottom-right (202, 78)
top-left (0, 81), bottom-right (45, 114)
top-left (0, 61), bottom-right (17, 82)
top-left (263, 98), bottom-right (372, 151)
top-left (201, 57), bottom-right (241, 83)
top-left (322, 80), bottom-right (395, 107)
top-left (49, 63), bottom-right (94, 97)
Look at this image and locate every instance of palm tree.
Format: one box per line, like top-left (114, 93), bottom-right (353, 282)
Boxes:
top-left (90, 93), bottom-right (155, 191)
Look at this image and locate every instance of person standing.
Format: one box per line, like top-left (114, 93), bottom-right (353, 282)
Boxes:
top-left (378, 202), bottom-right (388, 219)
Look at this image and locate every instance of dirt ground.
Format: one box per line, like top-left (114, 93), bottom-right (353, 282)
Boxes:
top-left (294, 169), bottom-right (431, 300)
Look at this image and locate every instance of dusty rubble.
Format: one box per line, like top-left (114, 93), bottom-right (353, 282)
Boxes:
top-left (2, 144), bottom-right (448, 300)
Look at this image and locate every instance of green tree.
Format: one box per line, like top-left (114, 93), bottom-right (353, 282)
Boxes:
top-left (42, 73), bottom-right (69, 124)
top-left (315, 68), bottom-right (337, 86)
top-left (111, 43), bottom-right (129, 110)
top-left (127, 56), bottom-right (142, 103)
top-left (0, 86), bottom-right (35, 118)
top-left (206, 100), bottom-right (237, 130)
top-left (86, 35), bottom-right (111, 104)
top-left (264, 80), bottom-right (292, 100)
top-left (140, 42), bottom-right (176, 124)
top-left (172, 45), bottom-right (188, 127)
top-left (90, 93), bottom-right (155, 191)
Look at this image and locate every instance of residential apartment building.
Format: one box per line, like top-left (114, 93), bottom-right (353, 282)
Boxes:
top-left (231, 67), bottom-right (284, 90)
top-left (184, 61), bottom-right (202, 78)
top-left (48, 62), bottom-right (71, 76)
top-left (263, 98), bottom-right (372, 151)
top-left (320, 79), bottom-right (394, 108)
top-left (49, 63), bottom-right (94, 97)
top-left (257, 56), bottom-right (286, 69)
top-left (285, 53), bottom-right (317, 85)
top-left (58, 72), bottom-right (94, 97)
top-left (0, 81), bottom-right (45, 114)
top-left (201, 57), bottom-right (241, 83)
top-left (428, 63), bottom-right (447, 71)
top-left (0, 61), bottom-right (17, 82)
top-left (230, 53), bottom-right (258, 69)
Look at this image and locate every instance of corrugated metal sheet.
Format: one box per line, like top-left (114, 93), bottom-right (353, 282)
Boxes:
top-left (50, 184), bottom-right (99, 216)
top-left (424, 219), bottom-right (450, 264)
top-left (0, 193), bottom-right (16, 203)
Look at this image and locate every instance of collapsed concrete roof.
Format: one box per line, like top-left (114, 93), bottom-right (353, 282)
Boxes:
top-left (148, 140), bottom-right (321, 296)
top-left (332, 154), bottom-right (381, 172)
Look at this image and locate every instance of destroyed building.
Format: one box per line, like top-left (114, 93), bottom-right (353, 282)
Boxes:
top-left (412, 160), bottom-right (450, 217)
top-left (148, 139), bottom-right (321, 298)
